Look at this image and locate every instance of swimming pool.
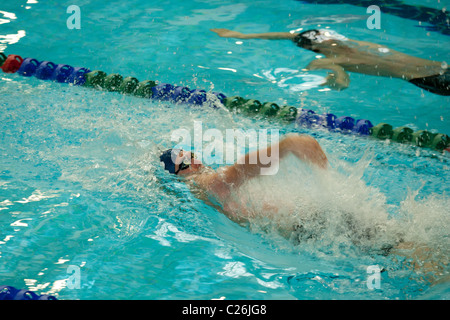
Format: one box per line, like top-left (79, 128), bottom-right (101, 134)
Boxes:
top-left (0, 0), bottom-right (449, 300)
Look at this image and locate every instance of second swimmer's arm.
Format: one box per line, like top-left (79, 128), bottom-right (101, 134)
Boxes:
top-left (306, 59), bottom-right (350, 91)
top-left (211, 28), bottom-right (296, 40)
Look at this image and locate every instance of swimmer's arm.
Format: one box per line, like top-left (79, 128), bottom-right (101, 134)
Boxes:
top-left (211, 28), bottom-right (296, 40)
top-left (306, 59), bottom-right (350, 91)
top-left (278, 134), bottom-right (328, 169)
top-left (218, 144), bottom-right (279, 187)
top-left (219, 135), bottom-right (328, 187)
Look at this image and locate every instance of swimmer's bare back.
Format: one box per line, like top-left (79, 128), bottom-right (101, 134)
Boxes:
top-left (322, 38), bottom-right (443, 79)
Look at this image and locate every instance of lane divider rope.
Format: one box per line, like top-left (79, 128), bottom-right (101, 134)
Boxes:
top-left (1, 53), bottom-right (449, 152)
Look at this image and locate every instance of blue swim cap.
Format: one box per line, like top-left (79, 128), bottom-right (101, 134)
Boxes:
top-left (160, 148), bottom-right (180, 174)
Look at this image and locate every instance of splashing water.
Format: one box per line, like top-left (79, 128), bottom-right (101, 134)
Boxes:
top-left (221, 152), bottom-right (449, 281)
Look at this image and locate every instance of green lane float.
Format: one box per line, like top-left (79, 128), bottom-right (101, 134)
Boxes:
top-left (135, 80), bottom-right (157, 98)
top-left (278, 106), bottom-right (298, 122)
top-left (370, 123), bottom-right (393, 140)
top-left (431, 134), bottom-right (450, 151)
top-left (118, 76), bottom-right (139, 94)
top-left (103, 73), bottom-right (123, 92)
top-left (242, 99), bottom-right (262, 114)
top-left (412, 130), bottom-right (436, 148)
top-left (84, 70), bottom-right (106, 89)
top-left (260, 102), bottom-right (280, 117)
top-left (392, 126), bottom-right (413, 143)
top-left (223, 96), bottom-right (247, 111)
top-left (0, 53), bottom-right (7, 67)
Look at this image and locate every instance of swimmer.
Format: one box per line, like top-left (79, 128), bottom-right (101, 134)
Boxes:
top-left (159, 133), bottom-right (446, 281)
top-left (160, 135), bottom-right (386, 246)
top-left (159, 133), bottom-right (327, 226)
top-left (210, 28), bottom-right (450, 95)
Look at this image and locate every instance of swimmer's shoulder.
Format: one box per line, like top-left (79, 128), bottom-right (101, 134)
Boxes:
top-left (192, 167), bottom-right (234, 201)
top-left (189, 167), bottom-right (225, 189)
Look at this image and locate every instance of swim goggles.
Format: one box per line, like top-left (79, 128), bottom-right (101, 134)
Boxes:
top-left (175, 152), bottom-right (197, 175)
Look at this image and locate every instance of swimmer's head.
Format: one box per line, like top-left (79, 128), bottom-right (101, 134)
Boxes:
top-left (295, 29), bottom-right (321, 51)
top-left (160, 148), bottom-right (202, 175)
top-left (160, 148), bottom-right (178, 174)
top-left (294, 29), bottom-right (348, 52)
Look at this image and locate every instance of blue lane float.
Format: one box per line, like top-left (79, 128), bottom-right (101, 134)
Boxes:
top-left (35, 61), bottom-right (57, 80)
top-left (296, 109), bottom-right (373, 135)
top-left (1, 52), bottom-right (449, 151)
top-left (67, 67), bottom-right (91, 86)
top-left (51, 64), bottom-right (74, 83)
top-left (0, 285), bottom-right (57, 300)
top-left (17, 57), bottom-right (40, 77)
top-left (16, 56), bottom-right (90, 85)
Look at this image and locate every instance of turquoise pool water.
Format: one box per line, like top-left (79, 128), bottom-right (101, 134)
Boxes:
top-left (0, 0), bottom-right (449, 300)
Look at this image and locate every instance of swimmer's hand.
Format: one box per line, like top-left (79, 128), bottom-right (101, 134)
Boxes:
top-left (322, 71), bottom-right (350, 91)
top-left (211, 28), bottom-right (245, 39)
top-left (306, 59), bottom-right (350, 91)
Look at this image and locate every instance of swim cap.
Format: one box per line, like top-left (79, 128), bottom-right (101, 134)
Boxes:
top-left (294, 29), bottom-right (348, 48)
top-left (160, 148), bottom-right (180, 174)
top-left (294, 29), bottom-right (320, 48)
